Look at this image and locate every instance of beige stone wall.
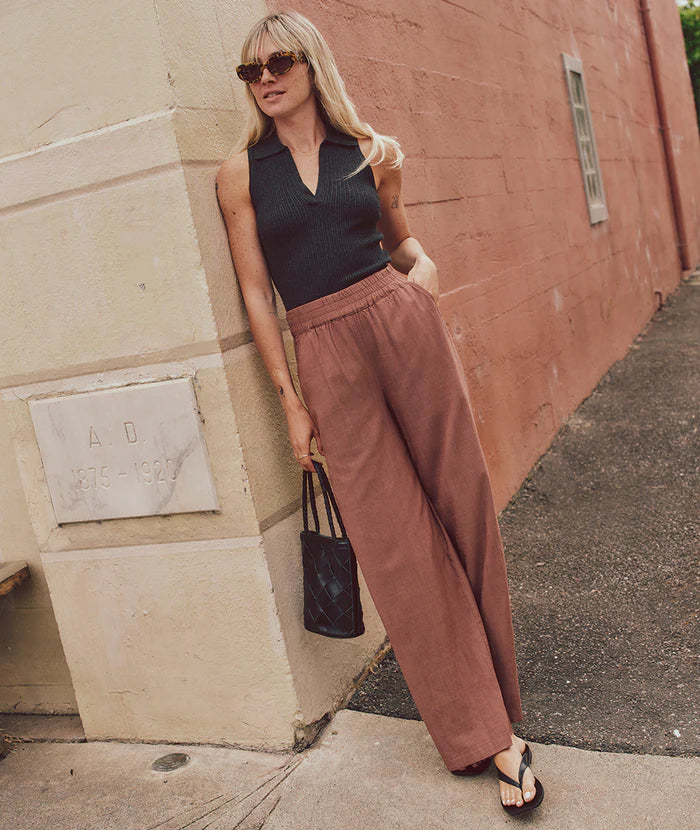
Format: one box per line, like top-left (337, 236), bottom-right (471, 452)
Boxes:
top-left (0, 0), bottom-right (386, 746)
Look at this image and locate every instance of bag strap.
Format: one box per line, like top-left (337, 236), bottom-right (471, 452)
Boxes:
top-left (302, 469), bottom-right (321, 533)
top-left (312, 460), bottom-right (348, 539)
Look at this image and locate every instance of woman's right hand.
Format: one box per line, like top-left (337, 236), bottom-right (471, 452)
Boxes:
top-left (286, 402), bottom-right (324, 472)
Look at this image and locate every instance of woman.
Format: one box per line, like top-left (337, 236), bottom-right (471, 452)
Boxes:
top-left (216, 10), bottom-right (544, 816)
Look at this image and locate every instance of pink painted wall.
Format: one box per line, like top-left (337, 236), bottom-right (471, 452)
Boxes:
top-left (267, 0), bottom-right (700, 509)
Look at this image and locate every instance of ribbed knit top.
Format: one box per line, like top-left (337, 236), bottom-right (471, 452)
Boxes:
top-left (247, 122), bottom-right (392, 311)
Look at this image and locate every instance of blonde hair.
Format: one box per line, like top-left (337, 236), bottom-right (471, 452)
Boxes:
top-left (229, 10), bottom-right (404, 177)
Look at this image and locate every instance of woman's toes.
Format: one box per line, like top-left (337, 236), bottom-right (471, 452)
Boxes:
top-left (501, 784), bottom-right (521, 806)
top-left (501, 779), bottom-right (536, 807)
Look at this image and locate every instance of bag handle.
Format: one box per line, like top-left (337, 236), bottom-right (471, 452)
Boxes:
top-left (301, 461), bottom-right (348, 540)
top-left (311, 459), bottom-right (348, 539)
top-left (302, 468), bottom-right (321, 533)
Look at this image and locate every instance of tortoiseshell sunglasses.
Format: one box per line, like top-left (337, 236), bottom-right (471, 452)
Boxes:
top-left (236, 51), bottom-right (307, 84)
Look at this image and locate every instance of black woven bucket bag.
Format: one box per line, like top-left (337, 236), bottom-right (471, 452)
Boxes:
top-left (300, 459), bottom-right (365, 638)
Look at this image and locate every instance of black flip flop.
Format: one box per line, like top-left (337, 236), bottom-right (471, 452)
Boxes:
top-left (496, 743), bottom-right (545, 816)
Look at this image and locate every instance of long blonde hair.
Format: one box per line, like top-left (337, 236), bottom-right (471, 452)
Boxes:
top-left (230, 10), bottom-right (404, 177)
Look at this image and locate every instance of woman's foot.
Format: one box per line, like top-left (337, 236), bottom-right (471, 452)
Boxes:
top-left (492, 734), bottom-right (537, 808)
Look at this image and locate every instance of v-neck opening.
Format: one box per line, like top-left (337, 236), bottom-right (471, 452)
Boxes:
top-left (286, 138), bottom-right (326, 201)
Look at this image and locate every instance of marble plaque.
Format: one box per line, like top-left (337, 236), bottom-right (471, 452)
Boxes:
top-left (29, 377), bottom-right (220, 523)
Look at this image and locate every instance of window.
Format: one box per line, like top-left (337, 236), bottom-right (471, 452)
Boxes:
top-left (562, 53), bottom-right (608, 224)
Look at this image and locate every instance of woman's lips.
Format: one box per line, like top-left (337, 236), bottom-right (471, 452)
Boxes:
top-left (264, 90), bottom-right (285, 100)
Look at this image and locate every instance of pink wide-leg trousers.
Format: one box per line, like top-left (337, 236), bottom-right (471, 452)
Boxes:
top-left (286, 262), bottom-right (523, 770)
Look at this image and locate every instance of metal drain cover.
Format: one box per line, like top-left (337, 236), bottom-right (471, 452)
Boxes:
top-left (151, 752), bottom-right (190, 772)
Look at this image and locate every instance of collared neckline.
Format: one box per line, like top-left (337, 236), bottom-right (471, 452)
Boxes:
top-left (250, 122), bottom-right (357, 159)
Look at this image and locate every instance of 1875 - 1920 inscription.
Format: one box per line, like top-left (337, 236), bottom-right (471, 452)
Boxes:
top-left (29, 377), bottom-right (220, 523)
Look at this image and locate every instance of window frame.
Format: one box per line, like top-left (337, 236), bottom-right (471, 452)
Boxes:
top-left (562, 53), bottom-right (608, 225)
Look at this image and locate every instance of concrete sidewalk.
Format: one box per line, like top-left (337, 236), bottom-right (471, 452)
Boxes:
top-left (1, 709), bottom-right (697, 829)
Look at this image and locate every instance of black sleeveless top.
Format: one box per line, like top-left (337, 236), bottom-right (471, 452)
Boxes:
top-left (247, 122), bottom-right (392, 310)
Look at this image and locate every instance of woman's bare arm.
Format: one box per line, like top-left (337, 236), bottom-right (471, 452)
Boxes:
top-left (359, 139), bottom-right (439, 300)
top-left (215, 152), bottom-right (323, 468)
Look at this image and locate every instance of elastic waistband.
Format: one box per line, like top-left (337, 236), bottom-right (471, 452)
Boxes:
top-left (286, 263), bottom-right (405, 336)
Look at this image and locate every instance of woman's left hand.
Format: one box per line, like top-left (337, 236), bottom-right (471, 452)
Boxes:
top-left (408, 256), bottom-right (440, 304)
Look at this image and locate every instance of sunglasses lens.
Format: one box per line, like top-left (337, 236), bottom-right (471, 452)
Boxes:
top-left (267, 54), bottom-right (295, 75)
top-left (237, 63), bottom-right (262, 83)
